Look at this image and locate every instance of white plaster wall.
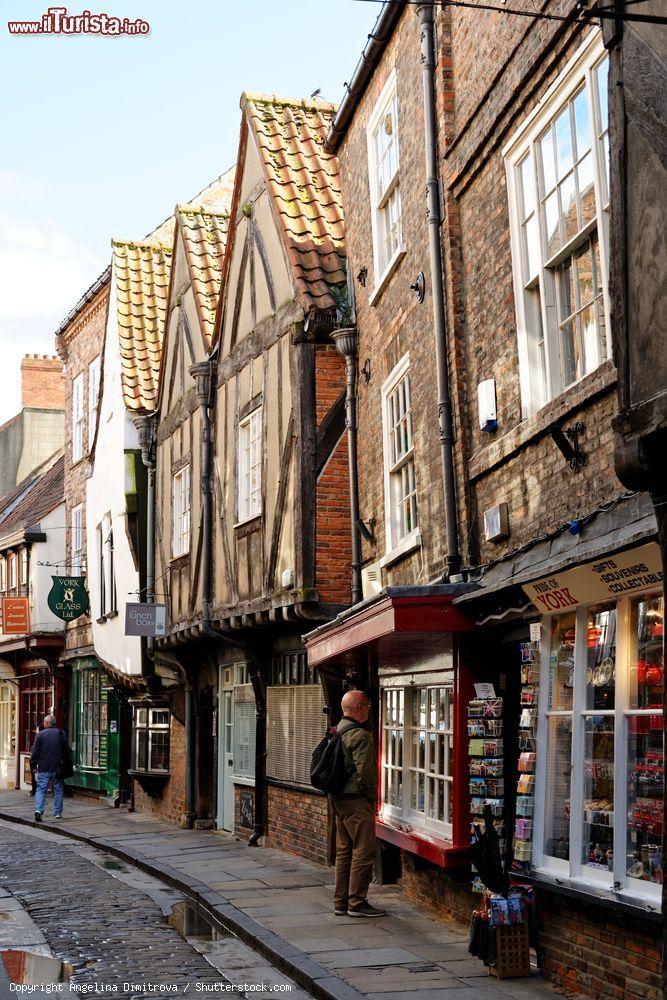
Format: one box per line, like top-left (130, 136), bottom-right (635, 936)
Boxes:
top-left (86, 270), bottom-right (143, 677)
top-left (30, 501), bottom-right (67, 633)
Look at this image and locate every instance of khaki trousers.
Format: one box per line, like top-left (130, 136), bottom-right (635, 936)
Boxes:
top-left (331, 796), bottom-right (376, 909)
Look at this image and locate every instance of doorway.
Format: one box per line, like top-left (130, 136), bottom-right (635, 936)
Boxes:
top-left (0, 678), bottom-right (16, 790)
top-left (217, 667), bottom-right (235, 831)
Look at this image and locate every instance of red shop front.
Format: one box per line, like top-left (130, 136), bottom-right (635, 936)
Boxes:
top-left (305, 586), bottom-right (476, 911)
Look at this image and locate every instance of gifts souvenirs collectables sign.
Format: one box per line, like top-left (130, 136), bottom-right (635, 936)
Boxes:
top-left (47, 576), bottom-right (90, 621)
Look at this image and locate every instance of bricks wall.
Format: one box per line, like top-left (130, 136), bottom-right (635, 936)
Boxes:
top-left (537, 892), bottom-right (662, 1000)
top-left (21, 354), bottom-right (65, 409)
top-left (315, 346), bottom-right (351, 604)
top-left (399, 853), bottom-right (474, 926)
top-left (133, 712), bottom-right (187, 825)
top-left (266, 784), bottom-right (329, 865)
top-left (56, 283), bottom-right (109, 654)
top-left (337, 8), bottom-right (469, 585)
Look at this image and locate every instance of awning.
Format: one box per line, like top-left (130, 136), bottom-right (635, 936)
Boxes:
top-left (305, 586), bottom-right (474, 671)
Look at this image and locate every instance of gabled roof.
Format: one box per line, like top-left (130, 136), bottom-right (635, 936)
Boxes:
top-left (177, 206), bottom-right (230, 348)
top-left (112, 238), bottom-right (172, 412)
top-left (0, 453), bottom-right (64, 540)
top-left (227, 93), bottom-right (346, 321)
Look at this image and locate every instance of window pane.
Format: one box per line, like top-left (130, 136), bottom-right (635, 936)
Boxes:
top-left (579, 305), bottom-right (598, 374)
top-left (573, 88), bottom-right (591, 156)
top-left (629, 594), bottom-right (664, 710)
top-left (549, 614), bottom-right (576, 710)
top-left (578, 153), bottom-right (595, 225)
top-left (582, 715), bottom-right (614, 871)
top-left (519, 155), bottom-right (535, 218)
top-left (540, 130), bottom-right (557, 194)
top-left (524, 216), bottom-right (540, 281)
top-left (595, 58), bottom-right (609, 131)
top-left (559, 173), bottom-right (577, 242)
top-left (543, 715), bottom-right (572, 860)
top-left (544, 192), bottom-right (560, 257)
top-left (585, 604), bottom-right (616, 711)
top-left (627, 715), bottom-right (663, 885)
top-left (560, 319), bottom-right (578, 387)
top-left (555, 109), bottom-right (573, 179)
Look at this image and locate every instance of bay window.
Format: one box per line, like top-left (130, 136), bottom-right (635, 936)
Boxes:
top-left (535, 591), bottom-right (664, 901)
top-left (381, 675), bottom-right (455, 839)
top-left (505, 33), bottom-right (610, 416)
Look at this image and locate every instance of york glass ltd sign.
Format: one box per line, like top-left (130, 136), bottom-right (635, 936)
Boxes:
top-left (47, 577), bottom-right (90, 621)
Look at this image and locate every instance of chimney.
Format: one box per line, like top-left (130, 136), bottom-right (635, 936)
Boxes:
top-left (21, 354), bottom-right (66, 410)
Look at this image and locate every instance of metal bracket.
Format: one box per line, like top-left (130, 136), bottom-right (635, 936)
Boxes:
top-left (360, 358), bottom-right (371, 384)
top-left (410, 271), bottom-right (425, 303)
top-left (550, 421), bottom-right (586, 472)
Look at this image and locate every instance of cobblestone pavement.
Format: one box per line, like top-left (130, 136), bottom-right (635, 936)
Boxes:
top-left (0, 823), bottom-right (302, 997)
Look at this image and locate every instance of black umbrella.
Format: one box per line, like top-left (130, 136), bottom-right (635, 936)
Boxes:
top-left (469, 805), bottom-right (508, 896)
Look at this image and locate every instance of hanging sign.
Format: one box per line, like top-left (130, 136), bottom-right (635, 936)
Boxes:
top-left (47, 576), bottom-right (90, 621)
top-left (523, 543), bottom-right (663, 614)
top-left (125, 603), bottom-right (166, 637)
top-left (1, 597), bottom-right (30, 634)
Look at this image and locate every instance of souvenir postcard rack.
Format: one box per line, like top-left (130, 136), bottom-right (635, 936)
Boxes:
top-left (512, 641), bottom-right (540, 873)
top-left (468, 694), bottom-right (504, 891)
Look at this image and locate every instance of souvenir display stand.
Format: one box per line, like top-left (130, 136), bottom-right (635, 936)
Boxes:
top-left (468, 694), bottom-right (504, 891)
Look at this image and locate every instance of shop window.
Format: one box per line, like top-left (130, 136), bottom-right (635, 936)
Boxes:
top-left (233, 693), bottom-right (256, 780)
top-left (8, 554), bottom-right (18, 595)
top-left (237, 408), bottom-right (262, 523)
top-left (381, 355), bottom-right (419, 556)
top-left (172, 465), bottom-right (191, 557)
top-left (381, 683), bottom-right (454, 838)
top-left (266, 654), bottom-right (324, 786)
top-left (130, 705), bottom-right (170, 774)
top-left (21, 671), bottom-right (52, 753)
top-left (74, 669), bottom-right (106, 769)
top-left (0, 682), bottom-right (16, 764)
top-left (367, 68), bottom-right (404, 290)
top-left (535, 592), bottom-right (663, 900)
top-left (505, 35), bottom-right (610, 416)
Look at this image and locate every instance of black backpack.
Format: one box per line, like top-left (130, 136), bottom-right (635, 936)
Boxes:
top-left (310, 723), bottom-right (361, 794)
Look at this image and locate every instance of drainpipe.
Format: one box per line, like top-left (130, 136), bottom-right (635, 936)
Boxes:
top-left (190, 361), bottom-right (214, 628)
top-left (184, 679), bottom-right (196, 828)
top-left (331, 327), bottom-right (363, 605)
top-left (417, 3), bottom-right (461, 577)
top-left (133, 413), bottom-right (159, 690)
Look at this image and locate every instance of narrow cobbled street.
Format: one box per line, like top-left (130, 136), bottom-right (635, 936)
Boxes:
top-left (0, 821), bottom-right (305, 997)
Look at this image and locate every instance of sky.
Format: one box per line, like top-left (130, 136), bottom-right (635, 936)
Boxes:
top-left (0, 0), bottom-right (380, 424)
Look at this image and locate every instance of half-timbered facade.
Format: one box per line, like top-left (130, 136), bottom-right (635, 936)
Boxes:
top-left (204, 94), bottom-right (352, 855)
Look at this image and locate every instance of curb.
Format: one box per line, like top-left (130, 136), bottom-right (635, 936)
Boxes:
top-left (0, 810), bottom-right (364, 1000)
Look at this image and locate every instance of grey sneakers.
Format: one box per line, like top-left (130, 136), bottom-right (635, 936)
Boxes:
top-left (347, 901), bottom-right (386, 918)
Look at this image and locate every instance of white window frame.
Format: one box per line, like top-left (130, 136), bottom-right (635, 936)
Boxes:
top-left (380, 679), bottom-right (455, 841)
top-left (237, 408), bottom-right (262, 524)
top-left (71, 504), bottom-right (84, 574)
top-left (504, 32), bottom-right (611, 418)
top-left (88, 356), bottom-right (101, 451)
top-left (0, 557), bottom-right (6, 595)
top-left (72, 372), bottom-right (85, 463)
top-left (381, 354), bottom-right (420, 561)
top-left (8, 554), bottom-right (17, 594)
top-left (172, 465), bottom-right (191, 558)
top-left (367, 68), bottom-right (405, 300)
top-left (533, 590), bottom-right (664, 907)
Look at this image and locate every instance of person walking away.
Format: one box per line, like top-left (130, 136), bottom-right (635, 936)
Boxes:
top-left (330, 690), bottom-right (386, 917)
top-left (29, 723), bottom-right (44, 796)
top-left (30, 714), bottom-right (71, 821)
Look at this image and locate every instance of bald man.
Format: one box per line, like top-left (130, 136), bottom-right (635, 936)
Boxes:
top-left (330, 690), bottom-right (386, 918)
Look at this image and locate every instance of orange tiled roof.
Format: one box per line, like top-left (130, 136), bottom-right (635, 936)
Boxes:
top-left (243, 93), bottom-right (346, 312)
top-left (112, 238), bottom-right (172, 412)
top-left (177, 207), bottom-right (230, 348)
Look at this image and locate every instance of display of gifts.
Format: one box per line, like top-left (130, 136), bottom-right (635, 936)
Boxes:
top-left (515, 797), bottom-right (535, 817)
top-left (517, 773), bottom-right (534, 793)
top-left (519, 709), bottom-right (534, 728)
top-left (469, 738), bottom-right (485, 756)
top-left (518, 752), bottom-right (536, 772)
top-left (512, 637), bottom-right (540, 875)
top-left (515, 818), bottom-right (533, 839)
top-left (483, 738), bottom-right (503, 756)
top-left (469, 693), bottom-right (505, 892)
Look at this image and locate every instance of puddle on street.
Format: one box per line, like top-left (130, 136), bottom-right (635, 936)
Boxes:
top-left (1, 950), bottom-right (72, 985)
top-left (100, 859), bottom-right (128, 871)
top-left (168, 901), bottom-right (230, 942)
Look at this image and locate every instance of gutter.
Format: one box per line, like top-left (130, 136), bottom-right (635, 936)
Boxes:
top-left (325, 2), bottom-right (405, 153)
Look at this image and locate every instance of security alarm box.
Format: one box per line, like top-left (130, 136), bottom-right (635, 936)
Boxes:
top-left (478, 379), bottom-right (497, 432)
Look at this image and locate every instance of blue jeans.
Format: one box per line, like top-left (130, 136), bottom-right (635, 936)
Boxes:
top-left (35, 772), bottom-right (64, 816)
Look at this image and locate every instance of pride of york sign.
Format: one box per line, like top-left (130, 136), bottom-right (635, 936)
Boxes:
top-left (47, 576), bottom-right (90, 621)
top-left (523, 543), bottom-right (663, 614)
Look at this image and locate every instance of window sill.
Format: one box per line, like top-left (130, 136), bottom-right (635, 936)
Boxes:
top-left (525, 867), bottom-right (661, 921)
top-left (379, 530), bottom-right (422, 569)
top-left (106, 609), bottom-right (118, 619)
top-left (96, 616), bottom-right (107, 625)
top-left (468, 359), bottom-right (617, 482)
top-left (368, 244), bottom-right (407, 307)
top-left (232, 775), bottom-right (256, 787)
top-left (170, 553), bottom-right (190, 569)
top-left (234, 514), bottom-right (262, 537)
top-left (376, 817), bottom-right (467, 869)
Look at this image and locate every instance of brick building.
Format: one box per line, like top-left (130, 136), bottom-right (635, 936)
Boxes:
top-left (54, 269), bottom-right (136, 801)
top-left (0, 355), bottom-right (65, 495)
top-left (305, 4), bottom-right (663, 998)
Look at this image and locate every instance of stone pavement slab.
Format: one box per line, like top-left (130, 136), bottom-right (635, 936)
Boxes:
top-left (0, 791), bottom-right (575, 1000)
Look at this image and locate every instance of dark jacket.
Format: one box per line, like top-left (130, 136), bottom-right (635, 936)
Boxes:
top-left (30, 727), bottom-right (69, 774)
top-left (337, 717), bottom-right (377, 800)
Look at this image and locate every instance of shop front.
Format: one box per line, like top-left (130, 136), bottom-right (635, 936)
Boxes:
top-left (217, 660), bottom-right (256, 834)
top-left (68, 657), bottom-right (127, 800)
top-left (305, 586), bottom-right (476, 916)
top-left (457, 540), bottom-right (664, 998)
top-left (0, 661), bottom-right (16, 789)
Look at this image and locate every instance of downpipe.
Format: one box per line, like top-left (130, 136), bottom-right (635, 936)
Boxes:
top-left (417, 3), bottom-right (461, 577)
top-left (331, 327), bottom-right (363, 605)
